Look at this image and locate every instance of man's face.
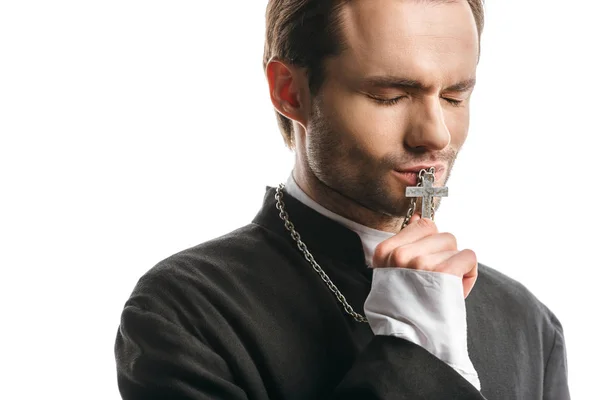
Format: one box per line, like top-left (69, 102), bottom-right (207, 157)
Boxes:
top-left (305, 0), bottom-right (479, 217)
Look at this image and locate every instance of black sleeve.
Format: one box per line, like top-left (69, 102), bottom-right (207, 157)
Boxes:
top-left (115, 305), bottom-right (249, 400)
top-left (333, 335), bottom-right (487, 400)
top-left (116, 307), bottom-right (487, 400)
top-left (543, 320), bottom-right (571, 400)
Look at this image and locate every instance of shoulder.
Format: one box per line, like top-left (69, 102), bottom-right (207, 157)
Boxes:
top-left (473, 263), bottom-right (563, 334)
top-left (123, 223), bottom-right (284, 322)
top-left (156, 222), bottom-right (278, 275)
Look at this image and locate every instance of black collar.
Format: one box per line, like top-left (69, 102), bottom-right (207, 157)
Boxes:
top-left (252, 186), bottom-right (368, 270)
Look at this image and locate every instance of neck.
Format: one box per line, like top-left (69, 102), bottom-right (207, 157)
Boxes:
top-left (292, 162), bottom-right (405, 233)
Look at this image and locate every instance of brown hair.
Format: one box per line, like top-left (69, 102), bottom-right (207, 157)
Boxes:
top-left (263, 0), bottom-right (485, 149)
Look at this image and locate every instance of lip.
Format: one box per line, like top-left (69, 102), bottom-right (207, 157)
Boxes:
top-left (393, 165), bottom-right (445, 186)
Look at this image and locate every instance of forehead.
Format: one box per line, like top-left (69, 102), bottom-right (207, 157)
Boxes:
top-left (333, 0), bottom-right (479, 84)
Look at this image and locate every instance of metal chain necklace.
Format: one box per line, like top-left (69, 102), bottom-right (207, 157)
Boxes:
top-left (275, 167), bottom-right (440, 323)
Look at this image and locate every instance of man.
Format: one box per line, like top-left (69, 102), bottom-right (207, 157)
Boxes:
top-left (115, 0), bottom-right (570, 399)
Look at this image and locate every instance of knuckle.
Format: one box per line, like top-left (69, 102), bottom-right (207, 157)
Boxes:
top-left (372, 243), bottom-right (389, 266)
top-left (440, 232), bottom-right (458, 249)
top-left (391, 247), bottom-right (411, 267)
top-left (462, 249), bottom-right (478, 264)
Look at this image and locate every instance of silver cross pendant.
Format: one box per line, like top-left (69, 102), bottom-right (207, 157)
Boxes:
top-left (405, 167), bottom-right (448, 219)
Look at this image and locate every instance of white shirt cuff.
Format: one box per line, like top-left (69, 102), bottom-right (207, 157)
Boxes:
top-left (364, 268), bottom-right (481, 391)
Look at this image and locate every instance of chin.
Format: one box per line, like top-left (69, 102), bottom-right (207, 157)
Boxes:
top-left (369, 191), bottom-right (413, 219)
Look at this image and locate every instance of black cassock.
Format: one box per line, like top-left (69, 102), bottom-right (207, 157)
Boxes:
top-left (115, 187), bottom-right (570, 399)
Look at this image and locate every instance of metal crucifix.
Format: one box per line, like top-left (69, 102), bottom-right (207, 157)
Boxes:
top-left (405, 168), bottom-right (448, 219)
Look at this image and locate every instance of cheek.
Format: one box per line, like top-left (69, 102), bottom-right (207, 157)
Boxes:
top-left (446, 107), bottom-right (470, 147)
top-left (324, 88), bottom-right (408, 154)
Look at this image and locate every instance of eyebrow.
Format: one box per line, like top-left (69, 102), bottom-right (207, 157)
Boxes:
top-left (363, 76), bottom-right (477, 93)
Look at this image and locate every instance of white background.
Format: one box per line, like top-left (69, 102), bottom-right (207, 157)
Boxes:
top-left (1, 1), bottom-right (598, 398)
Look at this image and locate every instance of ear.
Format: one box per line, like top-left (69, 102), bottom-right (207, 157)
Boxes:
top-left (266, 59), bottom-right (310, 131)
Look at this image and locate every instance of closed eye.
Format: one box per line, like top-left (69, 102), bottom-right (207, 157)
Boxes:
top-left (369, 94), bottom-right (464, 107)
top-left (370, 95), bottom-right (408, 106)
top-left (443, 97), bottom-right (464, 107)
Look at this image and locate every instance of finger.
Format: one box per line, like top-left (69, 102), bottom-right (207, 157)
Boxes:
top-left (437, 249), bottom-right (477, 277)
top-left (408, 212), bottom-right (421, 224)
top-left (373, 217), bottom-right (439, 265)
top-left (463, 268), bottom-right (478, 298)
top-left (437, 249), bottom-right (478, 297)
top-left (381, 233), bottom-right (458, 268)
top-left (399, 250), bottom-right (459, 271)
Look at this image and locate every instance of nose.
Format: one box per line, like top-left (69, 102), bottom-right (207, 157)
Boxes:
top-left (403, 97), bottom-right (451, 152)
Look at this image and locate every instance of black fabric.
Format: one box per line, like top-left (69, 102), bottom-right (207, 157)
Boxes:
top-left (115, 187), bottom-right (570, 399)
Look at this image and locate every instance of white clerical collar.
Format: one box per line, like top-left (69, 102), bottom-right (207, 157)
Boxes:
top-left (285, 173), bottom-right (394, 267)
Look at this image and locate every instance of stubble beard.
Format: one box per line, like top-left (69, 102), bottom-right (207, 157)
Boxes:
top-left (305, 101), bottom-right (457, 224)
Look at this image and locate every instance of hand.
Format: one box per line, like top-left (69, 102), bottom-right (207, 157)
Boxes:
top-left (372, 214), bottom-right (478, 298)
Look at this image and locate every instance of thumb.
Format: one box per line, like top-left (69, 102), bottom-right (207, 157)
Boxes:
top-left (408, 212), bottom-right (421, 225)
